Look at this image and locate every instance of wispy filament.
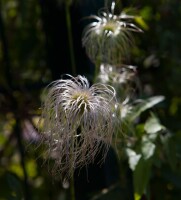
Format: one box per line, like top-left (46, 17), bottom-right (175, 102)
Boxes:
top-left (39, 75), bottom-right (117, 179)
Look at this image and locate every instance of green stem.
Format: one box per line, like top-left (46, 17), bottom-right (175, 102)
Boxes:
top-left (70, 173), bottom-right (75, 200)
top-left (65, 1), bottom-right (76, 76)
top-left (93, 59), bottom-right (100, 84)
top-left (104, 0), bottom-right (109, 7)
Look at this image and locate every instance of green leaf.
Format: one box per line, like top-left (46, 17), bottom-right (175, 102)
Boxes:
top-left (141, 114), bottom-right (163, 160)
top-left (133, 158), bottom-right (152, 197)
top-left (128, 96), bottom-right (165, 122)
top-left (0, 134), bottom-right (7, 147)
top-left (144, 114), bottom-right (164, 134)
top-left (141, 138), bottom-right (156, 160)
top-left (162, 135), bottom-right (178, 170)
top-left (135, 124), bottom-right (145, 137)
top-left (140, 6), bottom-right (152, 21)
top-left (126, 148), bottom-right (142, 171)
top-left (9, 163), bottom-right (24, 178)
top-left (135, 16), bottom-right (149, 30)
top-left (26, 159), bottom-right (37, 178)
top-left (134, 193), bottom-right (142, 200)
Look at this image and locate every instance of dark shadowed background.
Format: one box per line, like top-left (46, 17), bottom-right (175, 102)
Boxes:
top-left (0, 0), bottom-right (181, 199)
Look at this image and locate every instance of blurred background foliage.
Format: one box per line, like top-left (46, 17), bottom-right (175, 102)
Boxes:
top-left (0, 0), bottom-right (181, 199)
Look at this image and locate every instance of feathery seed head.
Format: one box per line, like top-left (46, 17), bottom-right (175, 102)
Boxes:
top-left (99, 64), bottom-right (136, 84)
top-left (98, 64), bottom-right (137, 103)
top-left (39, 75), bottom-right (117, 179)
top-left (82, 2), bottom-right (142, 65)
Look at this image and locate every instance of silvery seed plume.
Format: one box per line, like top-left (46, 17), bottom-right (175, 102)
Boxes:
top-left (39, 75), bottom-right (117, 179)
top-left (82, 1), bottom-right (142, 65)
top-left (98, 63), bottom-right (136, 84)
top-left (98, 63), bottom-right (137, 102)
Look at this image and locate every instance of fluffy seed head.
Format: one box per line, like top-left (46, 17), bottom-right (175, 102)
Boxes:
top-left (39, 75), bottom-right (117, 179)
top-left (98, 63), bottom-right (136, 84)
top-left (98, 63), bottom-right (137, 102)
top-left (82, 2), bottom-right (142, 65)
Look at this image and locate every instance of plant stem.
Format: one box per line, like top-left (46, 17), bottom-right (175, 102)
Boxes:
top-left (70, 174), bottom-right (75, 200)
top-left (65, 1), bottom-right (76, 76)
top-left (0, 6), bottom-right (12, 89)
top-left (93, 59), bottom-right (100, 84)
top-left (104, 0), bottom-right (110, 7)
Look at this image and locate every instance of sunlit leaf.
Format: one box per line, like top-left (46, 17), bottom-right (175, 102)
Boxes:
top-left (126, 148), bottom-right (141, 171)
top-left (129, 96), bottom-right (165, 122)
top-left (141, 138), bottom-right (156, 160)
top-left (140, 6), bottom-right (152, 21)
top-left (144, 114), bottom-right (164, 134)
top-left (9, 164), bottom-right (24, 178)
top-left (0, 134), bottom-right (7, 146)
top-left (26, 159), bottom-right (37, 178)
top-left (134, 193), bottom-right (142, 200)
top-left (169, 97), bottom-right (181, 116)
top-left (135, 16), bottom-right (149, 30)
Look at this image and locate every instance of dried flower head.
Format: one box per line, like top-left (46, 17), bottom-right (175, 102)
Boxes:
top-left (98, 63), bottom-right (138, 102)
top-left (98, 63), bottom-right (136, 84)
top-left (39, 75), bottom-right (117, 179)
top-left (82, 1), bottom-right (142, 65)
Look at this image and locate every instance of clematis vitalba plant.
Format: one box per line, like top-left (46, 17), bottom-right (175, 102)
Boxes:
top-left (38, 0), bottom-right (143, 182)
top-left (37, 1), bottom-right (165, 200)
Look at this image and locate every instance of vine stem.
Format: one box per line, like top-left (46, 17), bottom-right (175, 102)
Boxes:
top-left (65, 1), bottom-right (76, 76)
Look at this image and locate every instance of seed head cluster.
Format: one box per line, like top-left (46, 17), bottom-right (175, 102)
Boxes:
top-left (82, 2), bottom-right (142, 65)
top-left (39, 75), bottom-right (117, 178)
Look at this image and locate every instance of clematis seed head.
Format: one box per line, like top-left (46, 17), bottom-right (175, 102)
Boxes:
top-left (82, 1), bottom-right (142, 65)
top-left (39, 75), bottom-right (117, 179)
